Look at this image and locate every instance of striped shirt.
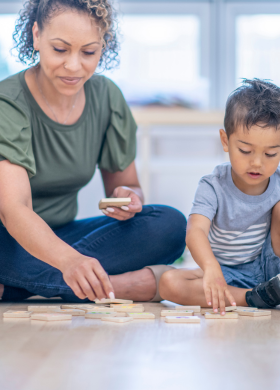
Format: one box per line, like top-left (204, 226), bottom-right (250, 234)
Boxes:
top-left (190, 163), bottom-right (280, 266)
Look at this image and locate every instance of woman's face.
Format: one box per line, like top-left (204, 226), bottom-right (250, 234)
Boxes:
top-left (33, 9), bottom-right (103, 95)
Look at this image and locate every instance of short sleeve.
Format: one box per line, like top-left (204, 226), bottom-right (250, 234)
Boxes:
top-left (98, 78), bottom-right (137, 172)
top-left (0, 96), bottom-right (35, 178)
top-left (189, 177), bottom-right (218, 222)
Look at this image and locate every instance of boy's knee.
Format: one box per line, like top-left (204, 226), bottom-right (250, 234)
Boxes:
top-left (271, 202), bottom-right (280, 257)
top-left (159, 269), bottom-right (177, 299)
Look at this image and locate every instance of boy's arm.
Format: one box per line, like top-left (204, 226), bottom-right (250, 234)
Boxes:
top-left (186, 214), bottom-right (236, 314)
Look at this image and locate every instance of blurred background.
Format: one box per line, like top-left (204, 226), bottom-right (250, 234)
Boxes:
top-left (0, 0), bottom-right (280, 222)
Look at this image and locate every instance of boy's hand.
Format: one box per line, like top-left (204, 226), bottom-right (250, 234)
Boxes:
top-left (203, 264), bottom-right (236, 315)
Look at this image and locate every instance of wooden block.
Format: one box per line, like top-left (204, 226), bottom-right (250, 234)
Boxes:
top-left (31, 313), bottom-right (72, 321)
top-left (161, 310), bottom-right (194, 317)
top-left (98, 198), bottom-right (131, 210)
top-left (127, 312), bottom-right (155, 319)
top-left (27, 306), bottom-right (61, 313)
top-left (59, 309), bottom-right (85, 316)
top-left (61, 304), bottom-right (97, 311)
top-left (202, 306), bottom-right (237, 314)
top-left (115, 312), bottom-right (127, 317)
top-left (165, 316), bottom-right (200, 323)
top-left (85, 311), bottom-right (117, 319)
top-left (85, 306), bottom-right (115, 313)
top-left (114, 306), bottom-right (145, 313)
top-left (236, 308), bottom-right (271, 317)
top-left (204, 312), bottom-right (239, 319)
top-left (110, 303), bottom-right (143, 309)
top-left (95, 299), bottom-right (133, 305)
top-left (101, 317), bottom-right (134, 323)
top-left (175, 305), bottom-right (201, 313)
top-left (3, 310), bottom-right (32, 318)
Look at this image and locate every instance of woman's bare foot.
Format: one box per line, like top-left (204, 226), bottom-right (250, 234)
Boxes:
top-left (110, 268), bottom-right (156, 301)
top-left (0, 284), bottom-right (4, 299)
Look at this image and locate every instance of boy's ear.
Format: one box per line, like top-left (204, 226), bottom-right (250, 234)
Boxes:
top-left (219, 129), bottom-right (229, 152)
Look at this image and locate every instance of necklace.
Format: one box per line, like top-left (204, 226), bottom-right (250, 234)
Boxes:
top-left (36, 67), bottom-right (80, 125)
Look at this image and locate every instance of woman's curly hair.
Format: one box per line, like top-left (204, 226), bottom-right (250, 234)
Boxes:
top-left (13, 0), bottom-right (119, 70)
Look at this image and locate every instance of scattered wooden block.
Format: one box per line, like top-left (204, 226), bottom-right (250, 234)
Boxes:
top-left (175, 305), bottom-right (201, 313)
top-left (98, 198), bottom-right (131, 210)
top-left (127, 312), bottom-right (155, 319)
top-left (236, 308), bottom-right (271, 317)
top-left (61, 304), bottom-right (97, 311)
top-left (204, 312), bottom-right (239, 319)
top-left (101, 317), bottom-right (134, 323)
top-left (27, 306), bottom-right (61, 313)
top-left (85, 306), bottom-right (115, 313)
top-left (202, 306), bottom-right (237, 314)
top-left (161, 310), bottom-right (194, 317)
top-left (114, 305), bottom-right (144, 313)
top-left (95, 299), bottom-right (133, 304)
top-left (115, 312), bottom-right (127, 317)
top-left (59, 309), bottom-right (85, 316)
top-left (165, 316), bottom-right (200, 323)
top-left (110, 303), bottom-right (143, 309)
top-left (85, 311), bottom-right (117, 319)
top-left (3, 310), bottom-right (32, 318)
top-left (31, 313), bottom-right (72, 321)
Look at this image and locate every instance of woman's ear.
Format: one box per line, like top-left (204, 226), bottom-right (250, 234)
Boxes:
top-left (219, 129), bottom-right (229, 153)
top-left (32, 21), bottom-right (40, 51)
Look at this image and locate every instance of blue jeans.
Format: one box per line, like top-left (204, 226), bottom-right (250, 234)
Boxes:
top-left (221, 231), bottom-right (280, 289)
top-left (1, 205), bottom-right (186, 301)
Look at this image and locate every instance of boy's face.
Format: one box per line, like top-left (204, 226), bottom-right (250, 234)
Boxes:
top-left (220, 125), bottom-right (280, 194)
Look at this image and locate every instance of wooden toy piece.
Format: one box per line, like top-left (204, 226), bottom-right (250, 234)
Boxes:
top-left (165, 316), bottom-right (200, 323)
top-left (225, 306), bottom-right (238, 312)
top-left (94, 299), bottom-right (133, 305)
top-left (175, 305), bottom-right (201, 313)
top-left (98, 198), bottom-right (131, 210)
top-left (115, 312), bottom-right (127, 317)
top-left (204, 312), bottom-right (239, 319)
top-left (85, 306), bottom-right (115, 313)
top-left (127, 312), bottom-right (155, 319)
top-left (110, 303), bottom-right (143, 309)
top-left (27, 306), bottom-right (61, 313)
top-left (202, 306), bottom-right (237, 314)
top-left (85, 311), bottom-right (117, 319)
top-left (113, 305), bottom-right (145, 313)
top-left (31, 313), bottom-right (72, 321)
top-left (3, 310), bottom-right (32, 318)
top-left (61, 304), bottom-right (98, 311)
top-left (101, 317), bottom-right (134, 323)
top-left (161, 310), bottom-right (194, 317)
top-left (236, 308), bottom-right (271, 317)
top-left (59, 309), bottom-right (85, 316)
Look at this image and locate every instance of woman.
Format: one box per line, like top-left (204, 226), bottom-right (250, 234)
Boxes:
top-left (0, 0), bottom-right (186, 302)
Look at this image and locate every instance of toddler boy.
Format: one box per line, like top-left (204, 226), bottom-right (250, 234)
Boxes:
top-left (159, 79), bottom-right (280, 314)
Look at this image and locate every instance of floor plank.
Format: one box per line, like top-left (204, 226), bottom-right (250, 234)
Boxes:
top-left (0, 301), bottom-right (280, 390)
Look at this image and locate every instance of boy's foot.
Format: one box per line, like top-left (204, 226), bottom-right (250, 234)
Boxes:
top-left (246, 275), bottom-right (280, 308)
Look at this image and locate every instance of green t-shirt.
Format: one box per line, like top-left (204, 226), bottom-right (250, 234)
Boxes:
top-left (0, 71), bottom-right (137, 228)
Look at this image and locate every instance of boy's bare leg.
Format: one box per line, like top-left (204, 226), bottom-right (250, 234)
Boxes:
top-left (271, 201), bottom-right (280, 257)
top-left (159, 268), bottom-right (250, 307)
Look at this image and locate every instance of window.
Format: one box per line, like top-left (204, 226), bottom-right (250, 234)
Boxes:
top-left (0, 14), bottom-right (26, 81)
top-left (236, 15), bottom-right (280, 87)
top-left (104, 15), bottom-right (209, 108)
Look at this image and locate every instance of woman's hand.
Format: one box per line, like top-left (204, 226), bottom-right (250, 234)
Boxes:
top-left (102, 186), bottom-right (143, 221)
top-left (62, 254), bottom-right (115, 301)
top-left (203, 264), bottom-right (236, 315)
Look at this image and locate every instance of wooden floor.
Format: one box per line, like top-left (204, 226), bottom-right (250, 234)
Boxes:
top-left (0, 300), bottom-right (280, 390)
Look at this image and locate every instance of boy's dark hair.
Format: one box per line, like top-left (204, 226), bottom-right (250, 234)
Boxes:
top-left (224, 79), bottom-right (280, 137)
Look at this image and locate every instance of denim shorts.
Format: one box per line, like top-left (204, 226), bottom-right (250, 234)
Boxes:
top-left (221, 231), bottom-right (280, 289)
